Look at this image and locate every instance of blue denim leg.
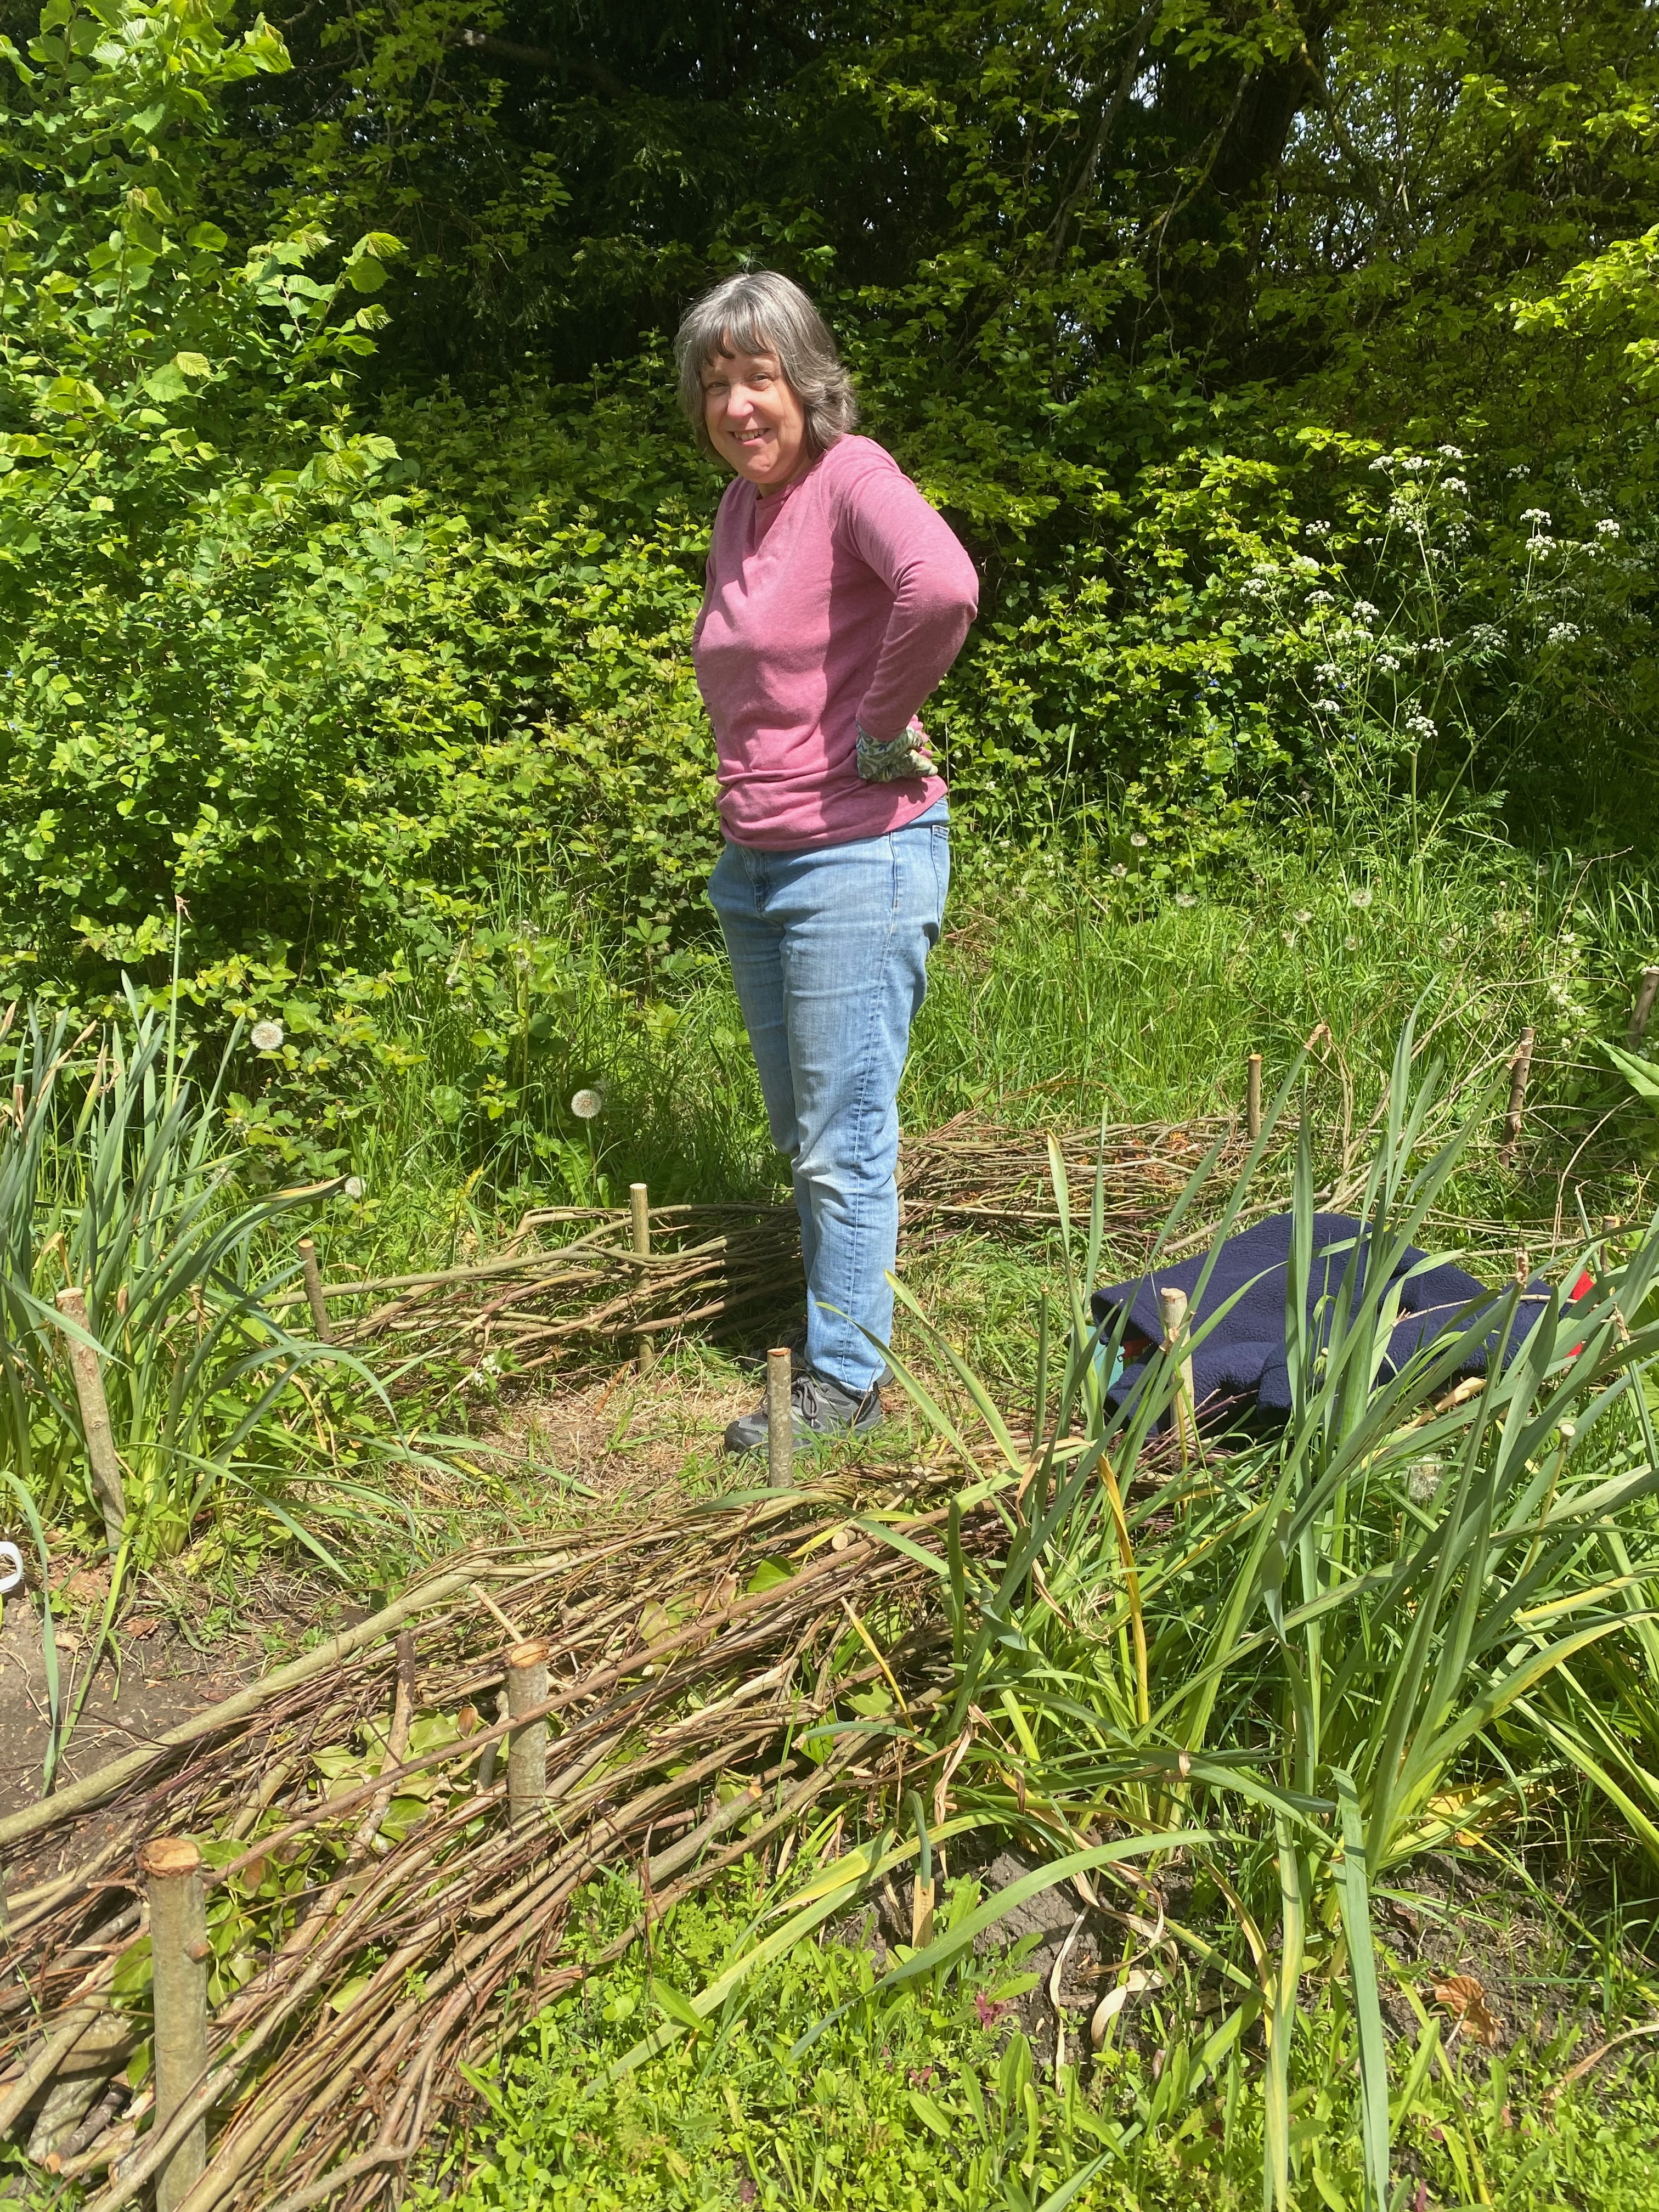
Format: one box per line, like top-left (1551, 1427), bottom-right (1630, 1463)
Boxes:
top-left (708, 807), bottom-right (950, 1394)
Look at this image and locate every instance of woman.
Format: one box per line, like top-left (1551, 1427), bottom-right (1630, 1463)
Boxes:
top-left (676, 269), bottom-right (979, 1454)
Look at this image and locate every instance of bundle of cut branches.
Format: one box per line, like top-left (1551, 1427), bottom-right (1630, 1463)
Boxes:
top-left (0, 1485), bottom-right (987, 2211)
top-left (897, 1111), bottom-right (1261, 1252)
top-left (268, 1088), bottom-right (1576, 1376)
top-left (279, 1115), bottom-right (1291, 1371)
top-left (276, 1205), bottom-right (803, 1365)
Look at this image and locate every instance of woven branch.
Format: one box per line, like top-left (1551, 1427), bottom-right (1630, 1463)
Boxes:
top-left (0, 1488), bottom-right (998, 2210)
top-left (271, 1116), bottom-right (1291, 1370)
top-left (257, 1103), bottom-right (1585, 1372)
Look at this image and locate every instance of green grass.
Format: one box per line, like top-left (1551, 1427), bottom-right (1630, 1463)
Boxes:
top-left (284, 822), bottom-right (1657, 1292)
top-left (13, 818), bottom-right (1655, 1597)
top-left (420, 1856), bottom-right (1659, 2212)
top-left (432, 1017), bottom-right (1659, 2211)
top-left (234, 816), bottom-right (1659, 1545)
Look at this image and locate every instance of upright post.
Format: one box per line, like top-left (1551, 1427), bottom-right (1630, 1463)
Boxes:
top-left (297, 1238), bottom-right (331, 1345)
top-left (1498, 1028), bottom-right (1536, 1169)
top-left (1159, 1286), bottom-right (1197, 1462)
top-left (630, 1183), bottom-right (654, 1375)
top-left (766, 1348), bottom-right (794, 1489)
top-left (54, 1288), bottom-right (126, 1559)
top-left (505, 1641), bottom-right (549, 1815)
top-left (1245, 1053), bottom-right (1263, 1143)
top-left (1629, 967), bottom-right (1659, 1052)
top-left (141, 1836), bottom-right (208, 2212)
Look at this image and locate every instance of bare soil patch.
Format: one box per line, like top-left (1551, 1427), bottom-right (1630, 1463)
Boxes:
top-left (0, 1564), bottom-right (365, 1826)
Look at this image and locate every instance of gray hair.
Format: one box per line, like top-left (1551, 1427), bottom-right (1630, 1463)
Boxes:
top-left (674, 270), bottom-right (858, 460)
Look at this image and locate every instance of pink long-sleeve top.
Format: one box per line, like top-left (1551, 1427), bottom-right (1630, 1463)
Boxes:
top-left (692, 434), bottom-right (979, 850)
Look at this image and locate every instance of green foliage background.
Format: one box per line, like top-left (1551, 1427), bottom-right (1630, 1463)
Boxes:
top-left (0, 0), bottom-right (1654, 1160)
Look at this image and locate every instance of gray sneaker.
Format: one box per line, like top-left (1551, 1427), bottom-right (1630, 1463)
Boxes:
top-left (723, 1367), bottom-right (885, 1456)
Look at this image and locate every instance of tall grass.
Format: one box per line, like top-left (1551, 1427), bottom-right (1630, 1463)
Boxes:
top-left (678, 1020), bottom-right (1659, 2209)
top-left (909, 830), bottom-right (1632, 1130)
top-left (0, 995), bottom-right (400, 1573)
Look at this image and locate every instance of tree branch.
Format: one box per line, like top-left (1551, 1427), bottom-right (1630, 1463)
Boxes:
top-left (1048, 0), bottom-right (1166, 259)
top-left (456, 29), bottom-right (631, 101)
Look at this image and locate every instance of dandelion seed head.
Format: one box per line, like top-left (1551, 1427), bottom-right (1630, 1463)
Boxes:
top-left (343, 1174), bottom-right (365, 1201)
top-left (1350, 887), bottom-right (1374, 910)
top-left (1408, 1458), bottom-right (1443, 1503)
top-left (250, 1020), bottom-right (284, 1052)
top-left (571, 1088), bottom-right (604, 1121)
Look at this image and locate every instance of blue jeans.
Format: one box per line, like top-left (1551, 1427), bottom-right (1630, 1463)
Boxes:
top-left (709, 802), bottom-right (950, 1395)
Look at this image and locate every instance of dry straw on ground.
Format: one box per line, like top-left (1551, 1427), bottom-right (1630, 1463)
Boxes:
top-left (270, 1113), bottom-right (1278, 1367)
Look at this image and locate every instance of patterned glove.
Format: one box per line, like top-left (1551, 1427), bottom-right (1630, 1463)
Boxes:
top-left (855, 720), bottom-right (936, 782)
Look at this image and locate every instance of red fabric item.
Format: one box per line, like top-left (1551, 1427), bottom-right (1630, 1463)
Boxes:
top-left (1567, 1267), bottom-right (1594, 1358)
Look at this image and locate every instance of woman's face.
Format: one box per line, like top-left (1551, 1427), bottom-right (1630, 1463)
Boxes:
top-left (701, 344), bottom-right (808, 494)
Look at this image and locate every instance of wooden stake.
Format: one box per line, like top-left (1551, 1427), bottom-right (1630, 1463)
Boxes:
top-left (1159, 1286), bottom-right (1197, 1460)
top-left (505, 1641), bottom-right (549, 1814)
top-left (766, 1347), bottom-right (794, 1489)
top-left (1498, 1028), bottom-right (1536, 1169)
top-left (53, 1288), bottom-right (125, 1559)
top-left (1246, 1052), bottom-right (1263, 1143)
top-left (297, 1238), bottom-right (330, 1345)
top-left (140, 1836), bottom-right (207, 2212)
top-left (1629, 967), bottom-right (1659, 1052)
top-left (630, 1183), bottom-right (654, 1375)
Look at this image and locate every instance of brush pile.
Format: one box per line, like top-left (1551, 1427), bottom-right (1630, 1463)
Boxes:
top-left (0, 1486), bottom-right (978, 2211)
top-left (289, 1112), bottom-right (1287, 1368)
top-left (897, 1110), bottom-right (1258, 1252)
top-left (298, 1204), bottom-right (804, 1367)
